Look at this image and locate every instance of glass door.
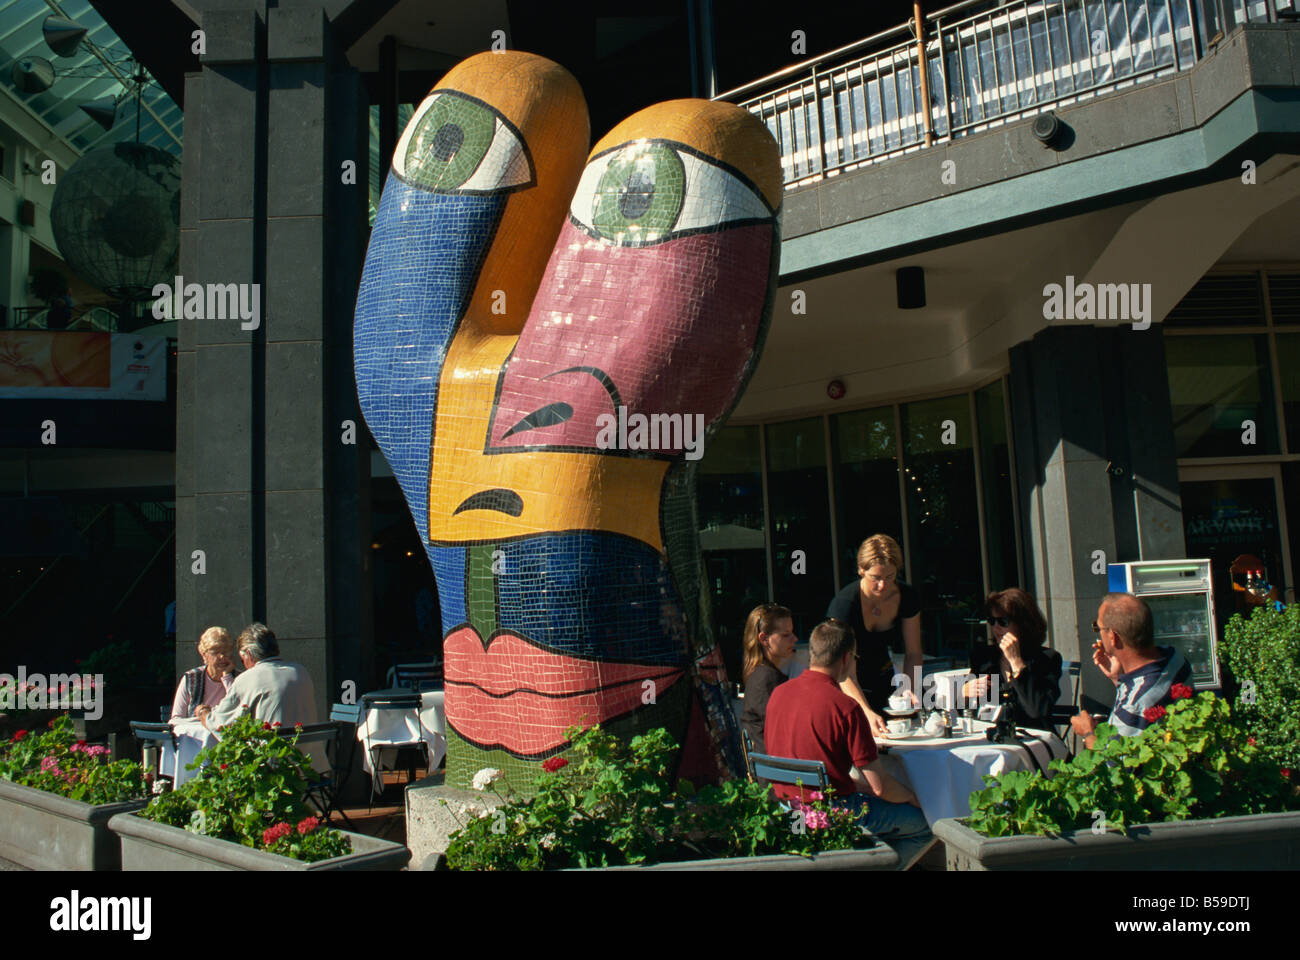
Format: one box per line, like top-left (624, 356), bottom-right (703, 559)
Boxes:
top-left (1178, 466), bottom-right (1293, 641)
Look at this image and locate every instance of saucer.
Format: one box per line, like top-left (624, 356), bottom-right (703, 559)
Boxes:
top-left (883, 726), bottom-right (917, 739)
top-left (884, 706), bottom-right (918, 717)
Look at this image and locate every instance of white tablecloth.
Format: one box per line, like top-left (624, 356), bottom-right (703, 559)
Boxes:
top-left (159, 718), bottom-right (218, 788)
top-left (882, 720), bottom-right (1065, 826)
top-left (357, 690), bottom-right (446, 795)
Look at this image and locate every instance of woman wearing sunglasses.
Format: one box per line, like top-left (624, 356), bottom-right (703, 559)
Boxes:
top-left (963, 588), bottom-right (1061, 728)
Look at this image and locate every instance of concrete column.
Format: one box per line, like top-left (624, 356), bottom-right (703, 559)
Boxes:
top-left (175, 1), bottom-right (372, 709)
top-left (1010, 325), bottom-right (1184, 712)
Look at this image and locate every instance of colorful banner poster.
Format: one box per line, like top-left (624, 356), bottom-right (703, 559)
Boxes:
top-left (0, 332), bottom-right (166, 400)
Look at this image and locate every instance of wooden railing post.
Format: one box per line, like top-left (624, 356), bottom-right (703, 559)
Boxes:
top-left (915, 2), bottom-right (934, 146)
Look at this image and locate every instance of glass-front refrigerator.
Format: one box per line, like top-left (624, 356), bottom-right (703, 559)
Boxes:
top-left (1106, 560), bottom-right (1220, 690)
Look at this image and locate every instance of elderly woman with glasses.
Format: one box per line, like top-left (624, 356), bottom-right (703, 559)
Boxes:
top-left (825, 534), bottom-right (923, 737)
top-left (169, 626), bottom-right (239, 722)
top-left (962, 588), bottom-right (1061, 728)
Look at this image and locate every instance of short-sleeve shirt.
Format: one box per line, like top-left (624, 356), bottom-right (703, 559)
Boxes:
top-left (764, 669), bottom-right (878, 801)
top-left (826, 580), bottom-right (922, 712)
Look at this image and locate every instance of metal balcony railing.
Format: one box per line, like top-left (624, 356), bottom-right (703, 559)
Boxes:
top-left (716, 0), bottom-right (1298, 189)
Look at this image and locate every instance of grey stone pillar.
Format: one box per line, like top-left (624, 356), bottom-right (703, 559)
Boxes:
top-left (1009, 325), bottom-right (1185, 712)
top-left (175, 1), bottom-right (373, 711)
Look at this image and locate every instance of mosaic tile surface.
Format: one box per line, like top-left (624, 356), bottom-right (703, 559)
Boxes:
top-left (354, 52), bottom-right (782, 791)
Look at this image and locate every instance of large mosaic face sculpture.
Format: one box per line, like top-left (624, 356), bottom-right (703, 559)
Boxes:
top-left (355, 52), bottom-right (781, 790)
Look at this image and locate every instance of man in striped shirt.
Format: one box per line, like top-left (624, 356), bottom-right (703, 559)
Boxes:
top-left (1071, 592), bottom-right (1192, 749)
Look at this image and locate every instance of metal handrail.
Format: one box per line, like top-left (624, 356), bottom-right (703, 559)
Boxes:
top-left (716, 0), bottom-right (1294, 189)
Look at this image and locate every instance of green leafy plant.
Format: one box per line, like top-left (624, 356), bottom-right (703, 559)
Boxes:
top-left (443, 724), bottom-right (873, 871)
top-left (967, 690), bottom-right (1298, 838)
top-left (137, 714), bottom-right (352, 864)
top-left (1219, 603), bottom-right (1300, 771)
top-left (0, 716), bottom-right (146, 804)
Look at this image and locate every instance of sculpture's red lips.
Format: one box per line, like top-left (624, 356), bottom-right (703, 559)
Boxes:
top-left (443, 628), bottom-right (685, 757)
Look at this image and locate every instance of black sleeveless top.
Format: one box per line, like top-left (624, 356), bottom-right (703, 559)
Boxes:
top-left (825, 580), bottom-right (922, 713)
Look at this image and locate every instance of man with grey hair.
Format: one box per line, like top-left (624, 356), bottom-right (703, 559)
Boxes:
top-left (198, 623), bottom-right (317, 731)
top-left (1071, 592), bottom-right (1192, 749)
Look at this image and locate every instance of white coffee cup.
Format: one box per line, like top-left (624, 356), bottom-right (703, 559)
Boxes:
top-left (887, 718), bottom-right (910, 737)
top-left (887, 694), bottom-right (910, 713)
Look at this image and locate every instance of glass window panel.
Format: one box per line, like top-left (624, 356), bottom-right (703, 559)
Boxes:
top-left (1181, 477), bottom-right (1286, 644)
top-left (1164, 274), bottom-right (1264, 327)
top-left (698, 426), bottom-right (766, 682)
top-left (1267, 273), bottom-right (1300, 326)
top-left (765, 418), bottom-right (834, 638)
top-left (902, 396), bottom-right (983, 658)
top-left (1166, 335), bottom-right (1279, 457)
top-left (1274, 333), bottom-right (1300, 454)
top-left (831, 406), bottom-right (903, 589)
top-left (976, 380), bottom-right (1018, 593)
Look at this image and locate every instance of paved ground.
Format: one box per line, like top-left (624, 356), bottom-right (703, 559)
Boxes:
top-left (0, 855), bottom-right (26, 870)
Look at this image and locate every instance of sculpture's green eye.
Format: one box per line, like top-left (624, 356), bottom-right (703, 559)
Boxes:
top-left (589, 143), bottom-right (685, 243)
top-left (395, 92), bottom-right (532, 193)
top-left (570, 139), bottom-right (774, 246)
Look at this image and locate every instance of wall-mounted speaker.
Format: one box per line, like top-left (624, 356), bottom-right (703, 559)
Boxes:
top-left (897, 265), bottom-right (925, 310)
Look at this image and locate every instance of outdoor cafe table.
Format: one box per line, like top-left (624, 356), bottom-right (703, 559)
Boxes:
top-left (160, 716), bottom-right (331, 788)
top-left (357, 687), bottom-right (446, 795)
top-left (159, 717), bottom-right (218, 788)
top-left (880, 720), bottom-right (1066, 826)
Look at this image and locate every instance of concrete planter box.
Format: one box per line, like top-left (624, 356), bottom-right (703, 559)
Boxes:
top-left (933, 811), bottom-right (1300, 870)
top-left (0, 779), bottom-right (147, 871)
top-left (108, 813), bottom-right (411, 871)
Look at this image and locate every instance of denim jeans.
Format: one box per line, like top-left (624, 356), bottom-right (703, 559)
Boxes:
top-left (834, 792), bottom-right (933, 870)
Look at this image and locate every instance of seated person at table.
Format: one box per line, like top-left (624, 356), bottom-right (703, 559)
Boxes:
top-left (739, 603), bottom-right (796, 755)
top-left (198, 623), bottom-right (318, 731)
top-left (826, 534), bottom-right (923, 737)
top-left (765, 619), bottom-right (933, 870)
top-left (962, 588), bottom-right (1061, 728)
top-left (1070, 593), bottom-right (1192, 750)
top-left (170, 626), bottom-right (239, 722)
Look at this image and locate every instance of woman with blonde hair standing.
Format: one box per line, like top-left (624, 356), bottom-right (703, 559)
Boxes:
top-left (738, 602), bottom-right (796, 755)
top-left (825, 534), bottom-right (923, 737)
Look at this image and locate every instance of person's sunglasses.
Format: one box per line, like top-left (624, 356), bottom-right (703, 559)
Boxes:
top-left (988, 616), bottom-right (1010, 627)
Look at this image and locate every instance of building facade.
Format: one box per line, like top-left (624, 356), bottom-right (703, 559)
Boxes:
top-left (4, 0), bottom-right (1299, 728)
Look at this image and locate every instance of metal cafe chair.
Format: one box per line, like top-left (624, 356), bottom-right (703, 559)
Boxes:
top-left (130, 721), bottom-right (180, 791)
top-left (744, 751), bottom-right (829, 799)
top-left (359, 688), bottom-right (430, 808)
top-left (277, 721), bottom-right (353, 829)
top-left (1048, 660), bottom-right (1083, 755)
top-left (390, 661), bottom-right (444, 692)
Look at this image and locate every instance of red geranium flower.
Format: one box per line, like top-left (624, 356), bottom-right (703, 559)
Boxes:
top-left (541, 756), bottom-right (569, 773)
top-left (1248, 737), bottom-right (1257, 746)
top-left (1283, 769), bottom-right (1292, 781)
top-left (1169, 683), bottom-right (1193, 701)
top-left (219, 763), bottom-right (228, 770)
top-left (272, 721), bottom-right (282, 728)
top-left (297, 816), bottom-right (320, 835)
top-left (262, 722), bottom-right (272, 730)
top-left (262, 823), bottom-right (293, 846)
top-left (47, 718), bottom-right (56, 729)
top-left (1143, 705), bottom-right (1167, 723)
top-left (295, 722), bottom-right (303, 730)
top-left (12, 730), bottom-right (27, 742)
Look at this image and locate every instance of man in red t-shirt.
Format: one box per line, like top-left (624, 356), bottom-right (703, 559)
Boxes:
top-left (766, 619), bottom-right (932, 869)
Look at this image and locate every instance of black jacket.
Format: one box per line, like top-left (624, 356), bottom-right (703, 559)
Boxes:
top-left (968, 643), bottom-right (1062, 728)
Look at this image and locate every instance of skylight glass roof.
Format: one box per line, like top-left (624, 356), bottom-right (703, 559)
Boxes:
top-left (0, 0), bottom-right (182, 157)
